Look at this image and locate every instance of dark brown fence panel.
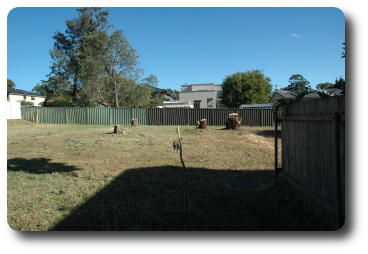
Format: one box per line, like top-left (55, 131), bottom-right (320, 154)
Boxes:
top-left (280, 96), bottom-right (345, 229)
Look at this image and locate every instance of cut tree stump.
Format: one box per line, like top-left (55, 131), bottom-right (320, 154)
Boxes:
top-left (113, 125), bottom-right (125, 134)
top-left (197, 119), bottom-right (208, 129)
top-left (130, 118), bottom-right (138, 127)
top-left (226, 113), bottom-right (241, 130)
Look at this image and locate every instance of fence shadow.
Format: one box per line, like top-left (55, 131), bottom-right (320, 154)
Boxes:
top-left (51, 166), bottom-right (329, 231)
top-left (7, 157), bottom-right (81, 174)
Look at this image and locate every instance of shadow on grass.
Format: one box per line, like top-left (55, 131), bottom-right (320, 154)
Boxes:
top-left (7, 157), bottom-right (81, 174)
top-left (51, 166), bottom-right (329, 231)
top-left (253, 129), bottom-right (281, 138)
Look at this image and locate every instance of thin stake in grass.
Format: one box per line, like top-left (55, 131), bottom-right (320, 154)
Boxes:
top-left (173, 126), bottom-right (187, 229)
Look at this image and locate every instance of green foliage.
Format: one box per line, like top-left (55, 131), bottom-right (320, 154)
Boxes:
top-left (316, 82), bottom-right (334, 90)
top-left (334, 77), bottom-right (345, 91)
top-left (37, 8), bottom-right (158, 108)
top-left (283, 74), bottom-right (311, 94)
top-left (315, 77), bottom-right (345, 94)
top-left (7, 79), bottom-right (16, 89)
top-left (49, 8), bottom-right (110, 100)
top-left (19, 100), bottom-right (34, 106)
top-left (221, 70), bottom-right (272, 108)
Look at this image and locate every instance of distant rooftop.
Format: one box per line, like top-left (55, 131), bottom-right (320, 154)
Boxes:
top-left (182, 83), bottom-right (221, 86)
top-left (239, 103), bottom-right (273, 109)
top-left (7, 88), bottom-right (45, 97)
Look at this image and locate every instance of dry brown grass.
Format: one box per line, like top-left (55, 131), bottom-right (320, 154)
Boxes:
top-left (7, 120), bottom-right (327, 231)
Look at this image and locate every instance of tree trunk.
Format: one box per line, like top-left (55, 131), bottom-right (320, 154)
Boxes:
top-left (226, 113), bottom-right (241, 130)
top-left (130, 118), bottom-right (138, 127)
top-left (114, 80), bottom-right (119, 108)
top-left (197, 119), bottom-right (208, 129)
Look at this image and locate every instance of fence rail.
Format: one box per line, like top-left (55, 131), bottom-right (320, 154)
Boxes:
top-left (21, 106), bottom-right (279, 126)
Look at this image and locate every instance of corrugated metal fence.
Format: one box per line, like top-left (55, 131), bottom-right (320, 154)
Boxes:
top-left (280, 96), bottom-right (345, 229)
top-left (21, 106), bottom-right (279, 126)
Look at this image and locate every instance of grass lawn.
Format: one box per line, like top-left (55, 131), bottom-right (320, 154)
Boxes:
top-left (7, 120), bottom-right (328, 230)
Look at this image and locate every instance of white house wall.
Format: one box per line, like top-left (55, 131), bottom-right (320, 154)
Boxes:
top-left (6, 101), bottom-right (21, 119)
top-left (179, 91), bottom-right (218, 108)
top-left (8, 94), bottom-right (45, 106)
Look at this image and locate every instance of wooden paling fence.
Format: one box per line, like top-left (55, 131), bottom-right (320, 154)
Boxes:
top-left (280, 96), bottom-right (345, 229)
top-left (21, 107), bottom-right (280, 126)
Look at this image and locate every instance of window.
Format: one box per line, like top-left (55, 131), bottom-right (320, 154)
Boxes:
top-left (194, 100), bottom-right (201, 109)
top-left (23, 95), bottom-right (27, 100)
top-left (217, 90), bottom-right (223, 98)
top-left (31, 96), bottom-right (35, 100)
top-left (207, 98), bottom-right (214, 108)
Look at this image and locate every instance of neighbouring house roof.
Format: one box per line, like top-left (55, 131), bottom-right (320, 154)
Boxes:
top-left (182, 83), bottom-right (221, 87)
top-left (180, 89), bottom-right (219, 93)
top-left (7, 88), bottom-right (46, 97)
top-left (303, 92), bottom-right (322, 100)
top-left (272, 90), bottom-right (298, 99)
top-left (239, 103), bottom-right (273, 109)
top-left (321, 88), bottom-right (343, 96)
top-left (161, 100), bottom-right (193, 108)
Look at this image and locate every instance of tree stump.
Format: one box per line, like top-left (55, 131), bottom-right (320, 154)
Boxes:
top-left (197, 119), bottom-right (208, 129)
top-left (226, 113), bottom-right (241, 130)
top-left (113, 125), bottom-right (125, 134)
top-left (130, 118), bottom-right (138, 127)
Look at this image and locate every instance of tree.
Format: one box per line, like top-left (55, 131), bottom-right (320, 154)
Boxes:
top-left (49, 8), bottom-right (110, 102)
top-left (221, 70), bottom-right (272, 108)
top-left (283, 74), bottom-right (311, 94)
top-left (37, 8), bottom-right (158, 108)
top-left (7, 79), bottom-right (16, 89)
top-left (104, 30), bottom-right (140, 107)
top-left (316, 82), bottom-right (334, 90)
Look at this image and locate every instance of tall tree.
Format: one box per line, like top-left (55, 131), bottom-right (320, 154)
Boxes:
top-left (49, 8), bottom-right (110, 101)
top-left (221, 70), bottom-right (272, 108)
top-left (283, 74), bottom-right (311, 94)
top-left (7, 79), bottom-right (16, 89)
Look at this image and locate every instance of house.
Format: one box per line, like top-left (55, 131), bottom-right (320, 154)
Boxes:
top-left (179, 83), bottom-right (224, 108)
top-left (7, 88), bottom-right (46, 106)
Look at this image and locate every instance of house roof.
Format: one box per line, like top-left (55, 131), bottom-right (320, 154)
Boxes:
top-left (272, 90), bottom-right (297, 99)
top-left (303, 92), bottom-right (321, 99)
top-left (239, 103), bottom-right (273, 109)
top-left (182, 83), bottom-right (221, 87)
top-left (7, 88), bottom-right (46, 97)
top-left (180, 89), bottom-right (218, 93)
top-left (321, 88), bottom-right (343, 96)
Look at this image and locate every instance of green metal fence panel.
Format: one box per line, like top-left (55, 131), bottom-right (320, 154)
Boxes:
top-left (20, 106), bottom-right (278, 126)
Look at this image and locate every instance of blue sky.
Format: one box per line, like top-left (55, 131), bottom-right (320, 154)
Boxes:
top-left (7, 7), bottom-right (345, 92)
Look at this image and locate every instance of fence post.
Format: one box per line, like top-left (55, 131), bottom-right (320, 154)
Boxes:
top-left (163, 108), bottom-right (166, 125)
top-left (65, 108), bottom-right (68, 124)
top-left (334, 112), bottom-right (343, 229)
top-left (187, 108), bottom-right (189, 125)
top-left (128, 108), bottom-right (133, 123)
top-left (274, 111), bottom-right (279, 184)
